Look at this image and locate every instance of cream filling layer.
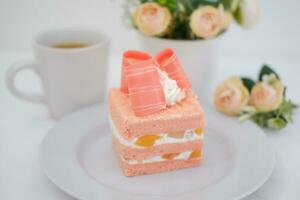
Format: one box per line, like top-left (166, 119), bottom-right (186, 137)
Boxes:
top-left (109, 116), bottom-right (203, 148)
top-left (123, 151), bottom-right (197, 165)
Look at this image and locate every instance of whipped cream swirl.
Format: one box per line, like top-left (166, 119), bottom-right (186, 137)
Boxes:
top-left (157, 68), bottom-right (186, 106)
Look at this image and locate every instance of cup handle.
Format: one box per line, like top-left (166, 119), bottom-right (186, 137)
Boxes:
top-left (6, 60), bottom-right (46, 104)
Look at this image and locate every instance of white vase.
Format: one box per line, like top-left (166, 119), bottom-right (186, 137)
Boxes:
top-left (136, 33), bottom-right (222, 102)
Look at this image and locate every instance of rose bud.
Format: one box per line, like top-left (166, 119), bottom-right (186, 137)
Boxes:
top-left (218, 4), bottom-right (232, 29)
top-left (214, 77), bottom-right (250, 116)
top-left (134, 2), bottom-right (172, 36)
top-left (190, 6), bottom-right (223, 39)
top-left (250, 75), bottom-right (284, 112)
top-left (222, 11), bottom-right (233, 29)
top-left (237, 0), bottom-right (260, 29)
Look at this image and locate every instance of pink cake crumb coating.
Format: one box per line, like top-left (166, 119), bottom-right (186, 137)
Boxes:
top-left (109, 88), bottom-right (205, 140)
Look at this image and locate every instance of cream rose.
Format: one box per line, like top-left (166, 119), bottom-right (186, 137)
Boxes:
top-left (214, 77), bottom-right (250, 115)
top-left (134, 2), bottom-right (172, 36)
top-left (250, 78), bottom-right (284, 112)
top-left (190, 6), bottom-right (223, 39)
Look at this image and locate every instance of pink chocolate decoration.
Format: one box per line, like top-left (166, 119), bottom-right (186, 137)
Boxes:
top-left (120, 50), bottom-right (151, 93)
top-left (125, 59), bottom-right (166, 117)
top-left (155, 48), bottom-right (191, 89)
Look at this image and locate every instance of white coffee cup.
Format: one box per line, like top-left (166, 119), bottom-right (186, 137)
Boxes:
top-left (6, 28), bottom-right (110, 119)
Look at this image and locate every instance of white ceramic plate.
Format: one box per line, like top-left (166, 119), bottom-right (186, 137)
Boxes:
top-left (39, 103), bottom-right (275, 200)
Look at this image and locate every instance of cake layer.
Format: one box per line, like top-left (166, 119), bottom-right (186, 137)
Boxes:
top-left (113, 136), bottom-right (203, 160)
top-left (120, 157), bottom-right (201, 176)
top-left (122, 149), bottom-right (202, 165)
top-left (109, 115), bottom-right (203, 149)
top-left (109, 88), bottom-right (205, 140)
top-left (110, 118), bottom-right (203, 160)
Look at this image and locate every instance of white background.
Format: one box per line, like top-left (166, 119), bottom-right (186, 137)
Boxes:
top-left (0, 0), bottom-right (300, 57)
top-left (1, 0), bottom-right (300, 200)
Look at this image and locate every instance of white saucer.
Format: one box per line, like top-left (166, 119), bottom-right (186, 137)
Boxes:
top-left (39, 103), bottom-right (275, 200)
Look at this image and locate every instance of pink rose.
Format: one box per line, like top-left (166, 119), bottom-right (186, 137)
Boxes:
top-left (250, 78), bottom-right (284, 112)
top-left (214, 77), bottom-right (250, 115)
top-left (134, 3), bottom-right (172, 36)
top-left (190, 6), bottom-right (223, 39)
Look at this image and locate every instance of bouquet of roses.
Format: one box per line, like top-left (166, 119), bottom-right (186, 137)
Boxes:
top-left (214, 65), bottom-right (298, 130)
top-left (123, 0), bottom-right (260, 40)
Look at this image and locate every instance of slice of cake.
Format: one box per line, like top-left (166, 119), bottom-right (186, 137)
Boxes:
top-left (109, 48), bottom-right (205, 176)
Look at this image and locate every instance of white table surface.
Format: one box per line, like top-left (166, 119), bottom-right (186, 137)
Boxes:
top-left (1, 52), bottom-right (300, 200)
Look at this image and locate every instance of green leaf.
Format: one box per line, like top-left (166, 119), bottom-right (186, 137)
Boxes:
top-left (154, 0), bottom-right (177, 12)
top-left (189, 0), bottom-right (232, 10)
top-left (219, 0), bottom-right (234, 10)
top-left (267, 118), bottom-right (287, 130)
top-left (283, 86), bottom-right (287, 97)
top-left (241, 77), bottom-right (255, 92)
top-left (233, 3), bottom-right (243, 25)
top-left (251, 113), bottom-right (269, 128)
top-left (258, 64), bottom-right (280, 81)
top-left (276, 99), bottom-right (295, 123)
top-left (231, 0), bottom-right (241, 11)
top-left (248, 99), bottom-right (297, 130)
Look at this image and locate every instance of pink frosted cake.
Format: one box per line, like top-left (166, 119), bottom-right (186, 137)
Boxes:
top-left (109, 48), bottom-right (205, 176)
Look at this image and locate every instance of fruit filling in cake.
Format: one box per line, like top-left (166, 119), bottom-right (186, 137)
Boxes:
top-left (109, 48), bottom-right (205, 176)
top-left (110, 120), bottom-right (203, 148)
